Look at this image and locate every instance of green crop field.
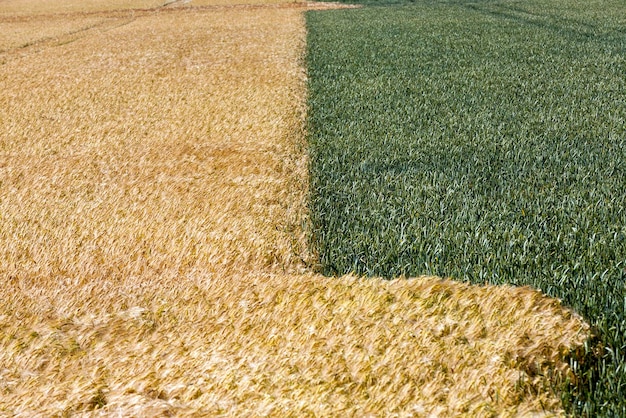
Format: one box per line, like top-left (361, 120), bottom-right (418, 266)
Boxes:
top-left (306, 0), bottom-right (626, 415)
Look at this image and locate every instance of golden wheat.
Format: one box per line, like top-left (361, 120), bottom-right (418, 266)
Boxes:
top-left (0, 0), bottom-right (163, 15)
top-left (0, 15), bottom-right (112, 54)
top-left (2, 272), bottom-right (587, 416)
top-left (0, 6), bottom-right (309, 280)
top-left (0, 2), bottom-right (589, 416)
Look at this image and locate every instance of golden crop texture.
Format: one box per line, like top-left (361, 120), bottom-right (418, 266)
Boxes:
top-left (0, 6), bottom-right (310, 279)
top-left (0, 1), bottom-right (589, 416)
top-left (0, 0), bottom-right (165, 16)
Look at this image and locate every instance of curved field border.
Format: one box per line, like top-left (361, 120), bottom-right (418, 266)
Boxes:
top-left (0, 0), bottom-right (588, 415)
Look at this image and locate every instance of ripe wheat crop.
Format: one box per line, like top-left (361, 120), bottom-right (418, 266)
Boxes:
top-left (0, 0), bottom-right (163, 15)
top-left (0, 0), bottom-right (591, 416)
top-left (2, 271), bottom-right (588, 416)
top-left (0, 6), bottom-right (310, 280)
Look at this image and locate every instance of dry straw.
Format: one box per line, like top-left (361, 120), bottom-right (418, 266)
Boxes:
top-left (0, 1), bottom-right (588, 416)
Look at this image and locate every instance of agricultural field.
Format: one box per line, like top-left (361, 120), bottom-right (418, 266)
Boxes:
top-left (0, 0), bottom-right (597, 416)
top-left (0, 0), bottom-right (163, 15)
top-left (307, 0), bottom-right (626, 415)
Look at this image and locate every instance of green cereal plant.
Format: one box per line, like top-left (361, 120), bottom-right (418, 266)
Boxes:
top-left (306, 0), bottom-right (626, 415)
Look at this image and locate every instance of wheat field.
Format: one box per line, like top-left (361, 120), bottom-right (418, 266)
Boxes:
top-left (0, 1), bottom-right (589, 416)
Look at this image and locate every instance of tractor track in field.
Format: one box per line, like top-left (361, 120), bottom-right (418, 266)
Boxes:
top-left (0, 18), bottom-right (135, 64)
top-left (0, 1), bottom-right (358, 21)
top-left (0, 1), bottom-right (357, 65)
